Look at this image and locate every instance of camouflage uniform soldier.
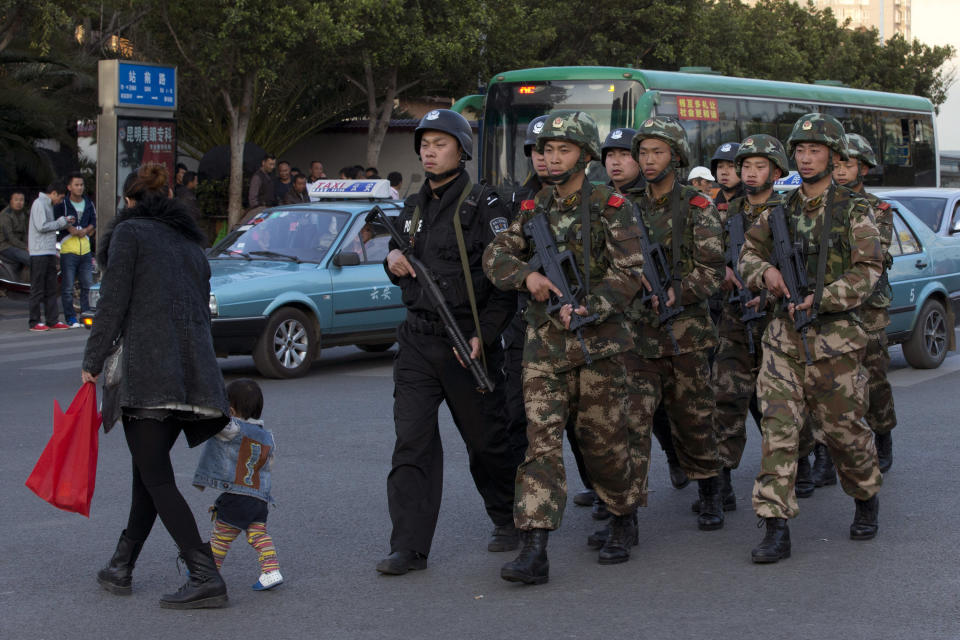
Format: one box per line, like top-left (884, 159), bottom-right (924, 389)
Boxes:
top-left (703, 135), bottom-right (788, 512)
top-left (808, 132), bottom-right (896, 479)
top-left (741, 113), bottom-right (883, 563)
top-left (622, 117), bottom-right (726, 532)
top-left (484, 110), bottom-right (645, 584)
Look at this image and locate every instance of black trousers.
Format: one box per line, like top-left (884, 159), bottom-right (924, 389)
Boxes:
top-left (28, 255), bottom-right (59, 326)
top-left (122, 416), bottom-right (204, 551)
top-left (388, 322), bottom-right (519, 556)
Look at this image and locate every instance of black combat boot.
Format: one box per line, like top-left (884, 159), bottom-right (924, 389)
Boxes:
top-left (751, 517), bottom-right (791, 563)
top-left (696, 476), bottom-right (724, 530)
top-left (96, 530), bottom-right (145, 595)
top-left (487, 522), bottom-right (520, 552)
top-left (501, 529), bottom-right (549, 585)
top-left (795, 456), bottom-right (815, 498)
top-left (694, 467), bottom-right (736, 513)
top-left (811, 443), bottom-right (837, 486)
top-left (159, 544), bottom-right (228, 609)
top-left (588, 511), bottom-right (638, 550)
top-left (850, 495), bottom-right (879, 540)
top-left (875, 433), bottom-right (893, 474)
top-left (573, 489), bottom-right (596, 507)
top-left (591, 496), bottom-right (610, 520)
top-left (598, 513), bottom-right (638, 565)
top-left (668, 462), bottom-right (690, 489)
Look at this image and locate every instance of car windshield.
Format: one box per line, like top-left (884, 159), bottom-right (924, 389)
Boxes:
top-left (216, 209), bottom-right (350, 262)
top-left (885, 196), bottom-right (946, 233)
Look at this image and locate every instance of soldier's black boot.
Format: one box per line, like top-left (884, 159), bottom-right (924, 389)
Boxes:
top-left (751, 517), bottom-right (791, 563)
top-left (488, 522), bottom-right (520, 552)
top-left (501, 529), bottom-right (549, 585)
top-left (696, 476), bottom-right (724, 530)
top-left (591, 496), bottom-right (610, 520)
top-left (573, 489), bottom-right (596, 507)
top-left (795, 456), bottom-right (815, 498)
top-left (668, 462), bottom-right (690, 490)
top-left (876, 433), bottom-right (893, 474)
top-left (690, 467), bottom-right (736, 513)
top-left (811, 443), bottom-right (837, 486)
top-left (850, 495), bottom-right (879, 540)
top-left (159, 543), bottom-right (228, 609)
top-left (598, 513), bottom-right (638, 565)
top-left (589, 511), bottom-right (637, 551)
top-left (97, 530), bottom-right (145, 595)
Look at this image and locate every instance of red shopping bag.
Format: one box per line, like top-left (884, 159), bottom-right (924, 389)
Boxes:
top-left (25, 382), bottom-right (102, 517)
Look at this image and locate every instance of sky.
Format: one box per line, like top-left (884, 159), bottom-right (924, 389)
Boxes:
top-left (911, 0), bottom-right (960, 150)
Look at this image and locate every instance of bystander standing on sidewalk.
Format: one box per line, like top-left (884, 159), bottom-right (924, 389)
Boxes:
top-left (55, 173), bottom-right (96, 327)
top-left (0, 190), bottom-right (30, 272)
top-left (28, 182), bottom-right (71, 331)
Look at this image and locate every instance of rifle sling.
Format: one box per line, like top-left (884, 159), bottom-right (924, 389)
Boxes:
top-left (450, 180), bottom-right (488, 374)
top-left (669, 183), bottom-right (686, 299)
top-left (812, 186), bottom-right (835, 316)
top-left (579, 180), bottom-right (593, 297)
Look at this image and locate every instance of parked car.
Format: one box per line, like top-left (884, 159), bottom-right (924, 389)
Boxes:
top-left (883, 197), bottom-right (960, 368)
top-left (872, 187), bottom-right (960, 238)
top-left (90, 180), bottom-right (407, 378)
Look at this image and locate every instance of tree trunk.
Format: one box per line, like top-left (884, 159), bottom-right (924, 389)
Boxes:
top-left (364, 60), bottom-right (397, 169)
top-left (224, 73), bottom-right (255, 228)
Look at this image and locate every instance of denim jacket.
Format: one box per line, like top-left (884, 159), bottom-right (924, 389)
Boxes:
top-left (193, 417), bottom-right (275, 503)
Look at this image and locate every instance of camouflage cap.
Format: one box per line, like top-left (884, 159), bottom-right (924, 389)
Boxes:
top-left (534, 110), bottom-right (602, 160)
top-left (632, 116), bottom-right (691, 168)
top-left (845, 133), bottom-right (877, 168)
top-left (736, 134), bottom-right (790, 175)
top-left (786, 113), bottom-right (849, 160)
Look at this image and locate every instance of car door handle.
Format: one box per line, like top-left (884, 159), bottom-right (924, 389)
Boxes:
top-left (915, 259), bottom-right (928, 269)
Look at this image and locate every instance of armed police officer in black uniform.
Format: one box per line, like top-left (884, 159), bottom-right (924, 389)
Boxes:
top-left (376, 109), bottom-right (520, 576)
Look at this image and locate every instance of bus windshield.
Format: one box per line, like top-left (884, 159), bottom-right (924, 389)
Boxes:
top-left (482, 79), bottom-right (643, 191)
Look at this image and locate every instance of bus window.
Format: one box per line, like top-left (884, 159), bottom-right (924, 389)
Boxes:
top-left (700, 98), bottom-right (739, 164)
top-left (740, 99), bottom-right (777, 137)
top-left (776, 102), bottom-right (817, 143)
top-left (881, 112), bottom-right (913, 186)
top-left (913, 117), bottom-right (937, 186)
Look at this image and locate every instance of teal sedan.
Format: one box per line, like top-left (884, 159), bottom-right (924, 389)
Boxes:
top-left (207, 197), bottom-right (406, 378)
top-left (884, 197), bottom-right (960, 368)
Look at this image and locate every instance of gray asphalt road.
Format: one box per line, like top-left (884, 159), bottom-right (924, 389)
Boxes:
top-left (1, 295), bottom-right (958, 639)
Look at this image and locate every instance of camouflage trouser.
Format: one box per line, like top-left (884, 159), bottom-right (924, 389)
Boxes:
top-left (865, 330), bottom-right (896, 435)
top-left (712, 331), bottom-right (762, 469)
top-left (624, 349), bottom-right (722, 506)
top-left (515, 356), bottom-right (636, 530)
top-left (753, 347), bottom-right (882, 519)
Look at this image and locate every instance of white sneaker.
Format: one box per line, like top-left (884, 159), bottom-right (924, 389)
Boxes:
top-left (252, 570), bottom-right (283, 591)
top-left (69, 322), bottom-right (82, 329)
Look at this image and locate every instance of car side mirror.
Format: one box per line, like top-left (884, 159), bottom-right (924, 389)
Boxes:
top-left (333, 251), bottom-right (361, 267)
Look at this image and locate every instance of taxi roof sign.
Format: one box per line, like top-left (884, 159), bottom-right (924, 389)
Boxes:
top-left (309, 179), bottom-right (393, 200)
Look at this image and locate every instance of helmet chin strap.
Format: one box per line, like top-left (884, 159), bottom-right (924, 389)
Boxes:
top-left (425, 158), bottom-right (466, 183)
top-left (800, 157), bottom-right (834, 184)
top-left (542, 150), bottom-right (589, 185)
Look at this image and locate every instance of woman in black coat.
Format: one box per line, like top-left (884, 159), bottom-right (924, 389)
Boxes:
top-left (82, 164), bottom-right (230, 609)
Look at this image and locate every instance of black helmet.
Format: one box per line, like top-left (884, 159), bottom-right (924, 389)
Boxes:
top-left (414, 109), bottom-right (473, 160)
top-left (601, 127), bottom-right (637, 163)
top-left (524, 116), bottom-right (549, 157)
top-left (710, 142), bottom-right (740, 176)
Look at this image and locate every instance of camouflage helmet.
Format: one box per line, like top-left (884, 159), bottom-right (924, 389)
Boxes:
top-left (845, 133), bottom-right (877, 168)
top-left (735, 134), bottom-right (790, 175)
top-left (632, 116), bottom-right (691, 168)
top-left (534, 110), bottom-right (602, 160)
top-left (786, 113), bottom-right (849, 160)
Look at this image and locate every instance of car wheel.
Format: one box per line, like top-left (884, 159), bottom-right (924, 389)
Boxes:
top-left (253, 307), bottom-right (317, 378)
top-left (903, 298), bottom-right (948, 369)
top-left (356, 342), bottom-right (394, 353)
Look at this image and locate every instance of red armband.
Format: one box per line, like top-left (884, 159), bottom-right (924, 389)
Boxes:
top-left (690, 194), bottom-right (710, 209)
top-left (520, 199), bottom-right (536, 211)
top-left (607, 194), bottom-right (625, 208)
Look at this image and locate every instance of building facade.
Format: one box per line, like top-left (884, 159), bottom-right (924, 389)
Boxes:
top-left (744, 0), bottom-right (910, 40)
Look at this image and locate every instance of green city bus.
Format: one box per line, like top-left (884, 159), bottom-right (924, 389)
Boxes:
top-left (453, 66), bottom-right (938, 191)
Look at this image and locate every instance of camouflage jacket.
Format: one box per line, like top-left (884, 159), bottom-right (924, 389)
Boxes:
top-left (739, 184), bottom-right (882, 361)
top-left (717, 192), bottom-right (782, 341)
top-left (483, 181), bottom-right (644, 373)
top-left (859, 189), bottom-right (894, 332)
top-left (626, 180), bottom-right (724, 357)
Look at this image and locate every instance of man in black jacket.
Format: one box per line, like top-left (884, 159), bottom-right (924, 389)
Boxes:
top-left (376, 109), bottom-right (520, 576)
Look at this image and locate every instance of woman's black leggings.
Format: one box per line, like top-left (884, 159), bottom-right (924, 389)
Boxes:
top-left (122, 416), bottom-right (203, 551)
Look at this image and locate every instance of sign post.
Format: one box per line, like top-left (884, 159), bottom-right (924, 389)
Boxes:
top-left (96, 60), bottom-right (178, 239)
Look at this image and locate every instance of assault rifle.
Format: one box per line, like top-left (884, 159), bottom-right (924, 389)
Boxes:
top-left (725, 212), bottom-right (767, 354)
top-left (629, 201), bottom-right (684, 352)
top-left (768, 205), bottom-right (815, 364)
top-left (523, 212), bottom-right (598, 364)
top-left (365, 206), bottom-right (494, 392)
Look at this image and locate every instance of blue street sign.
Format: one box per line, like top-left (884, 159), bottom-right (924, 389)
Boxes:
top-left (117, 62), bottom-right (176, 109)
